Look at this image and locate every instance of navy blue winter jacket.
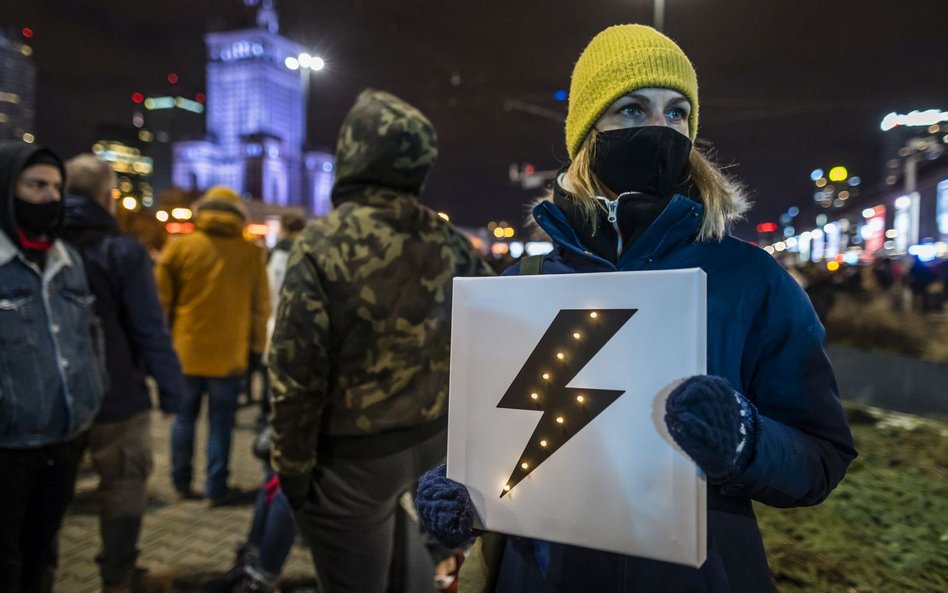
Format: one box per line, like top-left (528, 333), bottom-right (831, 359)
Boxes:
top-left (61, 193), bottom-right (183, 421)
top-left (492, 195), bottom-right (857, 593)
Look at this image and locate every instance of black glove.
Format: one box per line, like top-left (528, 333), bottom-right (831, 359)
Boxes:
top-left (664, 375), bottom-right (758, 484)
top-left (278, 472), bottom-right (312, 511)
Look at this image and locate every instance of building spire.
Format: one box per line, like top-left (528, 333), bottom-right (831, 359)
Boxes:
top-left (243, 0), bottom-right (279, 33)
top-left (258, 0), bottom-right (279, 33)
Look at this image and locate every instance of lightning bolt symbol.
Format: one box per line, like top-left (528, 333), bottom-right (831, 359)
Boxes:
top-left (496, 308), bottom-right (637, 497)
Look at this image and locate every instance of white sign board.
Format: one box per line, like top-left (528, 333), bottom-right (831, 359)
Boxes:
top-left (447, 268), bottom-right (707, 567)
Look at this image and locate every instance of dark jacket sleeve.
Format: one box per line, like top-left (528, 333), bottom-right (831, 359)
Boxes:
top-left (115, 237), bottom-right (185, 414)
top-left (268, 237), bottom-right (332, 476)
top-left (729, 261), bottom-right (857, 507)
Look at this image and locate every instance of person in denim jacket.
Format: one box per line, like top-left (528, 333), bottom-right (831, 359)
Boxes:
top-left (0, 141), bottom-right (104, 593)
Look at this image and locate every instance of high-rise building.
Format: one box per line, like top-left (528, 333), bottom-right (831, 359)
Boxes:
top-left (0, 27), bottom-right (36, 142)
top-left (138, 93), bottom-right (206, 193)
top-left (173, 0), bottom-right (334, 215)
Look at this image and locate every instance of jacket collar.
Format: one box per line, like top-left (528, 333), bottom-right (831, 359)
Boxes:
top-left (533, 193), bottom-right (705, 269)
top-left (63, 193), bottom-right (117, 232)
top-left (0, 227), bottom-right (74, 271)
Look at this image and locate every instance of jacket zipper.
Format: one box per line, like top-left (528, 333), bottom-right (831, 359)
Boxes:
top-left (604, 198), bottom-right (623, 260)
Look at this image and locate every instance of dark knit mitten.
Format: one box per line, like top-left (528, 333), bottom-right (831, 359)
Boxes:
top-left (416, 465), bottom-right (480, 549)
top-left (664, 375), bottom-right (758, 484)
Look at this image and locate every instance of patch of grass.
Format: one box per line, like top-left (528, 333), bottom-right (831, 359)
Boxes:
top-left (757, 404), bottom-right (948, 593)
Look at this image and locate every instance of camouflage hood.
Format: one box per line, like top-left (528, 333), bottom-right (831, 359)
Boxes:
top-left (331, 89), bottom-right (438, 206)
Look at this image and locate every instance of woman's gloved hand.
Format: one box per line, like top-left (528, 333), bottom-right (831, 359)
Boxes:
top-left (416, 464), bottom-right (480, 549)
top-left (664, 375), bottom-right (759, 484)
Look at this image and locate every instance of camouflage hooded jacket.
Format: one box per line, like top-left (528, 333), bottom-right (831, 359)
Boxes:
top-left (269, 89), bottom-right (494, 475)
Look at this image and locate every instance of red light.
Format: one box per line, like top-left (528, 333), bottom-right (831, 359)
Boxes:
top-left (195, 92), bottom-right (206, 104)
top-left (131, 92), bottom-right (144, 104)
top-left (167, 73), bottom-right (179, 84)
top-left (524, 164), bottom-right (535, 175)
top-left (21, 28), bottom-right (33, 39)
top-left (756, 222), bottom-right (778, 233)
top-left (166, 222), bottom-right (195, 234)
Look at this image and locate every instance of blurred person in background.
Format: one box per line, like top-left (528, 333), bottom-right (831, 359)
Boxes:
top-left (0, 142), bottom-right (103, 593)
top-left (268, 89), bottom-right (494, 593)
top-left (155, 185), bottom-right (269, 507)
top-left (60, 154), bottom-right (185, 593)
top-left (199, 212), bottom-right (310, 593)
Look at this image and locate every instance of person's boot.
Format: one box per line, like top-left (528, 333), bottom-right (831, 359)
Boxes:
top-left (232, 569), bottom-right (275, 593)
top-left (201, 546), bottom-right (252, 593)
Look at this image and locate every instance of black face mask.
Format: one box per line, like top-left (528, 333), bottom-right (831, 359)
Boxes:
top-left (14, 197), bottom-right (63, 238)
top-left (591, 126), bottom-right (693, 198)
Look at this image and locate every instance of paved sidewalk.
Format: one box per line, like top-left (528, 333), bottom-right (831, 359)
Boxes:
top-left (55, 404), bottom-right (316, 593)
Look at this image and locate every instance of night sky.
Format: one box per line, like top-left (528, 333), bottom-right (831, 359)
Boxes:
top-left (7, 0), bottom-right (948, 238)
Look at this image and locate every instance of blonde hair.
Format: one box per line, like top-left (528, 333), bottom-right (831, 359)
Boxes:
top-left (560, 129), bottom-right (750, 242)
top-left (65, 154), bottom-right (117, 208)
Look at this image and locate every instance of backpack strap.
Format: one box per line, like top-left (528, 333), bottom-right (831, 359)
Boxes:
top-left (519, 254), bottom-right (545, 275)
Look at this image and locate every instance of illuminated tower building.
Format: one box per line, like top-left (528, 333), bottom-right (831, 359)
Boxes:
top-left (173, 0), bottom-right (333, 214)
top-left (0, 27), bottom-right (36, 142)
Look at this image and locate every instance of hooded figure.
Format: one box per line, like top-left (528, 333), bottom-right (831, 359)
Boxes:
top-left (267, 89), bottom-right (494, 593)
top-left (0, 140), bottom-right (104, 592)
top-left (155, 184), bottom-right (269, 505)
top-left (414, 25), bottom-right (856, 593)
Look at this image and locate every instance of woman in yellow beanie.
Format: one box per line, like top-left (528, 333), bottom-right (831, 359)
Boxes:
top-left (415, 24), bottom-right (855, 593)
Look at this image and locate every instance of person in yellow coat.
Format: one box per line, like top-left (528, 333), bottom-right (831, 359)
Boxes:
top-left (155, 185), bottom-right (269, 506)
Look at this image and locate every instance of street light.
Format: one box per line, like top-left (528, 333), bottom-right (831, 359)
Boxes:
top-left (286, 52), bottom-right (325, 72)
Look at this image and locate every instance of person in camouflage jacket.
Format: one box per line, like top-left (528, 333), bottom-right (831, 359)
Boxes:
top-left (268, 89), bottom-right (494, 593)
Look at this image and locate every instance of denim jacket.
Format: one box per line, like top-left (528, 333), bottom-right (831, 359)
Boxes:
top-left (0, 228), bottom-right (104, 447)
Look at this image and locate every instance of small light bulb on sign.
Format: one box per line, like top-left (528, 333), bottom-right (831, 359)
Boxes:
top-left (556, 416), bottom-right (564, 424)
top-left (521, 462), bottom-right (529, 470)
top-left (589, 312), bottom-right (599, 319)
top-left (576, 395), bottom-right (585, 403)
top-left (530, 393), bottom-right (539, 400)
top-left (540, 440), bottom-right (548, 447)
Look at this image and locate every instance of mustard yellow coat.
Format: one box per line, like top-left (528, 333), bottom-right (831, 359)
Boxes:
top-left (155, 209), bottom-right (269, 377)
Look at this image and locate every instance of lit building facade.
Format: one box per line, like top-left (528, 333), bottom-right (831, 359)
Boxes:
top-left (173, 2), bottom-right (334, 215)
top-left (0, 27), bottom-right (36, 142)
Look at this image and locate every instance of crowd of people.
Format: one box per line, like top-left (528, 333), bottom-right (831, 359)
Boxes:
top-left (0, 23), bottom-right (856, 593)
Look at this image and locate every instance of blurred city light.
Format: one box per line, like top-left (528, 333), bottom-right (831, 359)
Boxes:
top-left (862, 208), bottom-right (876, 218)
top-left (826, 261), bottom-right (840, 271)
top-left (880, 109), bottom-right (948, 131)
top-left (809, 169), bottom-right (824, 182)
top-left (21, 28), bottom-right (33, 39)
top-left (121, 197), bottom-right (137, 210)
top-left (167, 73), bottom-right (179, 84)
top-left (828, 166), bottom-right (848, 182)
top-left (554, 89), bottom-right (568, 102)
top-left (171, 207), bottom-right (193, 220)
top-left (895, 196), bottom-right (912, 209)
top-left (437, 212), bottom-right (450, 222)
top-left (156, 210), bottom-right (169, 222)
top-left (756, 222), bottom-right (778, 233)
top-left (22, 133), bottom-right (34, 143)
top-left (284, 56), bottom-right (300, 70)
top-left (815, 178), bottom-right (827, 188)
top-left (131, 92), bottom-right (144, 103)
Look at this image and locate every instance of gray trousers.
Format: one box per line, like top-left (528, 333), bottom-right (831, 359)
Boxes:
top-left (88, 411), bottom-right (153, 586)
top-left (294, 429), bottom-right (446, 593)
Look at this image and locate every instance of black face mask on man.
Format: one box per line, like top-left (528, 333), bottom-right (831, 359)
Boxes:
top-left (14, 197), bottom-right (63, 238)
top-left (591, 126), bottom-right (693, 198)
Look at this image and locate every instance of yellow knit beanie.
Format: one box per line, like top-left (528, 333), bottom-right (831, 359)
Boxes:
top-left (566, 24), bottom-right (699, 159)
